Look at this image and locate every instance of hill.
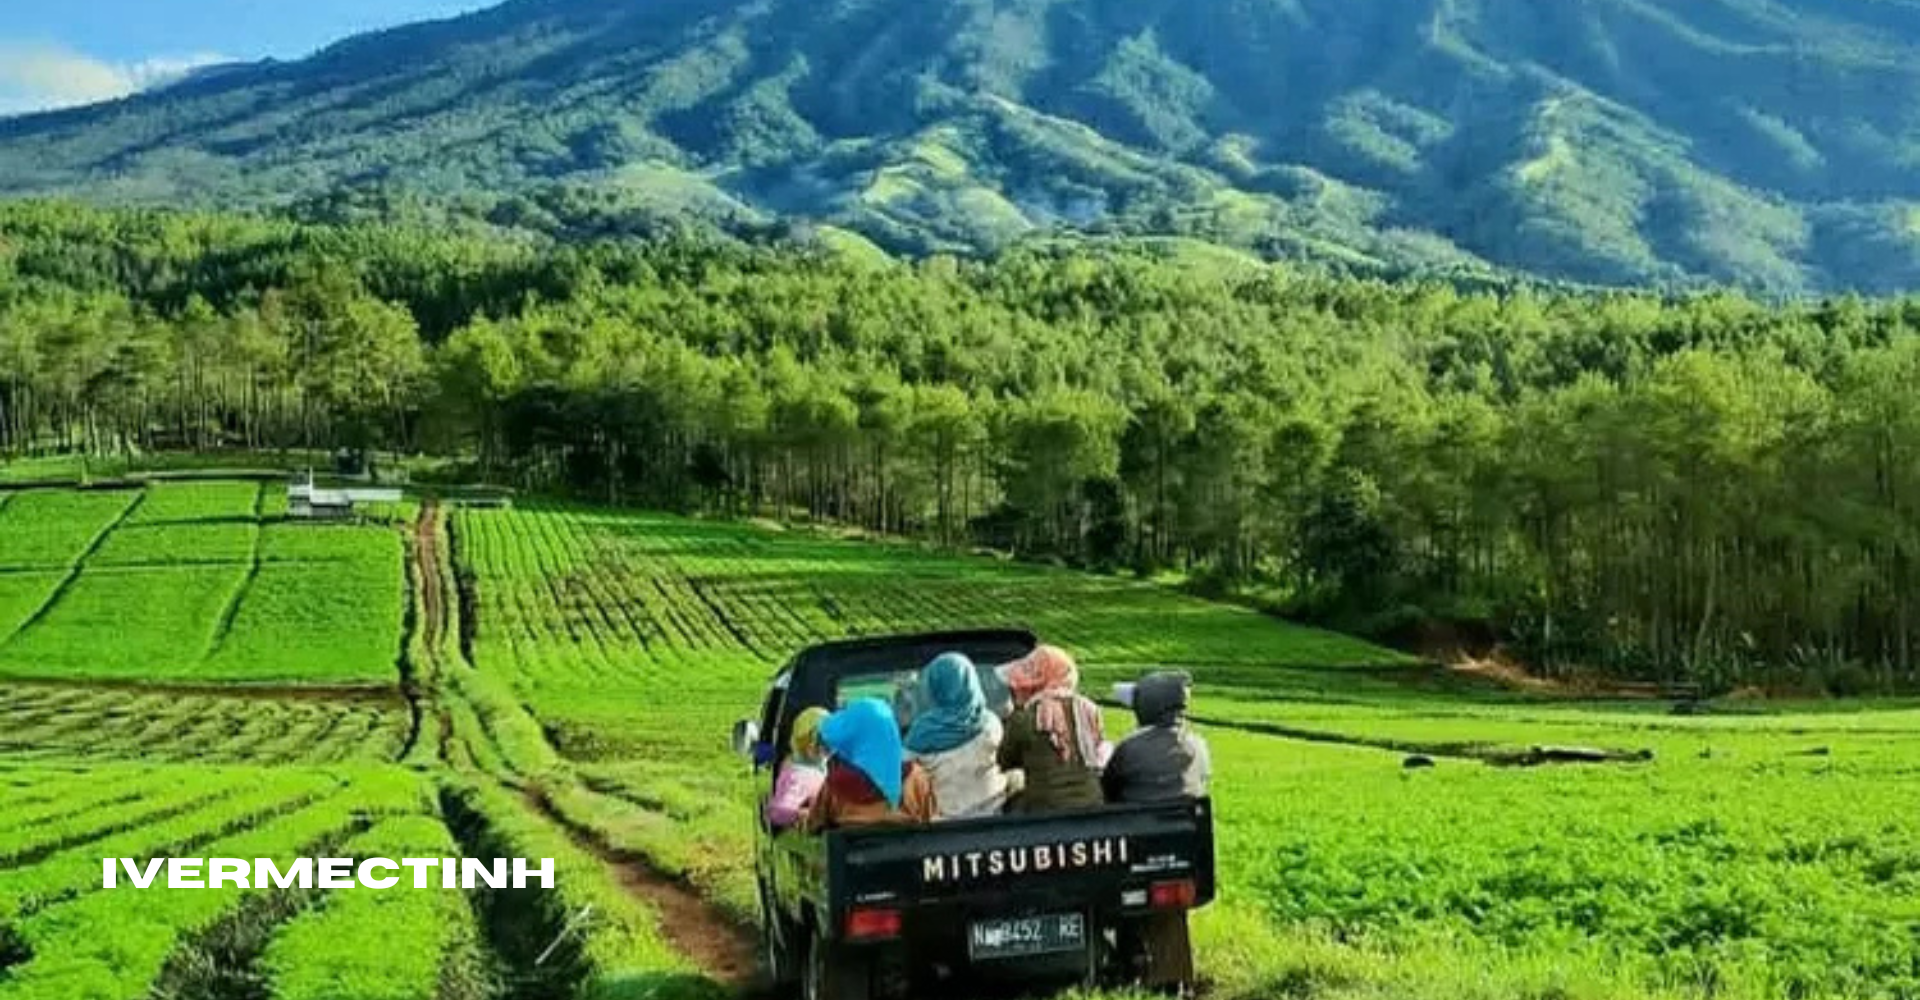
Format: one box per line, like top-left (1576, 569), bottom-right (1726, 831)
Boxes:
top-left (8, 0), bottom-right (1920, 290)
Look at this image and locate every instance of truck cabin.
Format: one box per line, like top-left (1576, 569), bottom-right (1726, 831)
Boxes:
top-left (737, 629), bottom-right (1037, 773)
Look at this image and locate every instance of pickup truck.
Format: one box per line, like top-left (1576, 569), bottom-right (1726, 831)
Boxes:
top-left (733, 629), bottom-right (1216, 1000)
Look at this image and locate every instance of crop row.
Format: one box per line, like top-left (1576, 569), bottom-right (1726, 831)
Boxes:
top-left (439, 779), bottom-right (723, 1000)
top-left (1203, 723), bottom-right (1920, 999)
top-left (0, 767), bottom-right (188, 839)
top-left (452, 504), bottom-right (1406, 763)
top-left (0, 768), bottom-right (349, 918)
top-left (0, 767), bottom-right (429, 1000)
top-left (457, 505), bottom-right (1401, 677)
top-left (258, 814), bottom-right (483, 1000)
top-left (0, 685), bottom-right (410, 765)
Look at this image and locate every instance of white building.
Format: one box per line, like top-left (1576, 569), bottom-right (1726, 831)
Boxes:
top-left (288, 478), bottom-right (403, 520)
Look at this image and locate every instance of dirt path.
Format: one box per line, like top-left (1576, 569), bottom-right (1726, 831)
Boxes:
top-left (521, 787), bottom-right (761, 990)
top-left (415, 500), bottom-right (446, 655)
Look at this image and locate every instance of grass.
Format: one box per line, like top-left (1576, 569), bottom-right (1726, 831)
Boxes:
top-left (203, 561), bottom-right (404, 684)
top-left (0, 484), bottom-right (406, 686)
top-left (5, 486), bottom-right (1920, 1000)
top-left (0, 574), bottom-right (62, 643)
top-left (0, 565), bottom-right (250, 680)
top-left (260, 815), bottom-right (483, 1000)
top-left (0, 490), bottom-right (138, 570)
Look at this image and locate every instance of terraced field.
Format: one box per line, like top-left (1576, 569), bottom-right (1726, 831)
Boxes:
top-left (0, 483), bottom-right (403, 685)
top-left (452, 505), bottom-right (1399, 759)
top-left (6, 485), bottom-right (1919, 1000)
top-left (455, 503), bottom-right (1920, 1000)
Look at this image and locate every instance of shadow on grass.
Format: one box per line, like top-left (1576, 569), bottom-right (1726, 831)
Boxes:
top-left (584, 970), bottom-right (736, 1000)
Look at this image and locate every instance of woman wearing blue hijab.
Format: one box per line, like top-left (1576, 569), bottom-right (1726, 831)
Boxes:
top-left (904, 653), bottom-right (1018, 820)
top-left (804, 698), bottom-right (937, 831)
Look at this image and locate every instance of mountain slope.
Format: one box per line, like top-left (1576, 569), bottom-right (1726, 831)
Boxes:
top-left (7, 0), bottom-right (1920, 291)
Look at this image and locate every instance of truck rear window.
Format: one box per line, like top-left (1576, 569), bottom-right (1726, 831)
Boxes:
top-left (836, 670), bottom-right (922, 729)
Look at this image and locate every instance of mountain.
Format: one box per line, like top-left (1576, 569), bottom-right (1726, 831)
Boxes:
top-left (8, 0), bottom-right (1920, 292)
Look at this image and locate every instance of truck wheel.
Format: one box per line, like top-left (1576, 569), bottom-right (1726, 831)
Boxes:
top-left (1113, 913), bottom-right (1195, 995)
top-left (802, 934), bottom-right (871, 1000)
top-left (760, 889), bottom-right (799, 991)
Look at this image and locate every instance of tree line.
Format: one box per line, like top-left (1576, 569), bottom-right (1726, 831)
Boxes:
top-left (4, 200), bottom-right (1919, 693)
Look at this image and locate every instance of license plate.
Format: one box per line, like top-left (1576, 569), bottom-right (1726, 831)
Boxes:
top-left (967, 912), bottom-right (1086, 960)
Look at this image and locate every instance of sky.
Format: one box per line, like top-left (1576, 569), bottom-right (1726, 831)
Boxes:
top-left (0, 1), bottom-right (495, 115)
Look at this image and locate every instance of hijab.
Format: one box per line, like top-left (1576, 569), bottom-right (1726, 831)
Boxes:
top-left (1006, 644), bottom-right (1104, 764)
top-left (1007, 644), bottom-right (1078, 706)
top-left (818, 698), bottom-right (906, 807)
top-left (789, 706), bottom-right (829, 765)
top-left (905, 653), bottom-right (989, 755)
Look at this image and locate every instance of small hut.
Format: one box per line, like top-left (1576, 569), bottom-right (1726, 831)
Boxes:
top-left (287, 475), bottom-right (402, 520)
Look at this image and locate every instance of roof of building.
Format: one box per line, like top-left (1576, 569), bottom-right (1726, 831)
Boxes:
top-left (289, 484), bottom-right (403, 506)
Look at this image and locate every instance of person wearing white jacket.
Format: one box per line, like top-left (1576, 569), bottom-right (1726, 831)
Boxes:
top-left (904, 652), bottom-right (1021, 820)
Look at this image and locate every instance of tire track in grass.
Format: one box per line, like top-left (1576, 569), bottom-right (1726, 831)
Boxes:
top-left (0, 488), bottom-right (144, 648)
top-left (398, 501), bottom-right (443, 764)
top-left (1172, 707), bottom-right (1655, 766)
top-left (519, 784), bottom-right (760, 991)
top-left (146, 826), bottom-right (359, 1000)
top-left (203, 481), bottom-right (266, 661)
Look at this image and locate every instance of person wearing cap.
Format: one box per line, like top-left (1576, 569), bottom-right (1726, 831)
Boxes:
top-left (1103, 671), bottom-right (1210, 804)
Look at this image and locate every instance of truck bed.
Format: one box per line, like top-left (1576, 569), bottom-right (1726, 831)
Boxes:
top-left (778, 798), bottom-right (1215, 938)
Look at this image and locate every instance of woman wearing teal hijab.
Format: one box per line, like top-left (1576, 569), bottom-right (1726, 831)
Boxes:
top-left (905, 653), bottom-right (1017, 819)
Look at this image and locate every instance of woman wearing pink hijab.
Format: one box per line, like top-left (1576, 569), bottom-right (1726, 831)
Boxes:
top-left (996, 644), bottom-right (1108, 813)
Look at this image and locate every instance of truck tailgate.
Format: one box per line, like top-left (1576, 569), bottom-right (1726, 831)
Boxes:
top-left (826, 798), bottom-right (1215, 913)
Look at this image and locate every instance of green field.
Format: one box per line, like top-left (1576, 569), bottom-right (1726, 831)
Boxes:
top-left (0, 483), bottom-right (403, 685)
top-left (3, 486), bottom-right (1917, 1000)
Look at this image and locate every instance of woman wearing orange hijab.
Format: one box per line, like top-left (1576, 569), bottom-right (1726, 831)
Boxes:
top-left (996, 644), bottom-right (1107, 813)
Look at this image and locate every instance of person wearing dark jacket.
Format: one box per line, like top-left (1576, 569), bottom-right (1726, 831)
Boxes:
top-left (1103, 671), bottom-right (1210, 804)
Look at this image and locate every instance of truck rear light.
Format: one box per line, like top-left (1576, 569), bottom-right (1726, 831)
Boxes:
top-left (1149, 879), bottom-right (1197, 910)
top-left (846, 907), bottom-right (903, 941)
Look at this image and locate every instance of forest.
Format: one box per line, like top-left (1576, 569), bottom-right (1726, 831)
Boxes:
top-left (4, 200), bottom-right (1920, 692)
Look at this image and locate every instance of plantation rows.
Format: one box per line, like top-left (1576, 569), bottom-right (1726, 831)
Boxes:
top-left (0, 486), bottom-right (745, 1000)
top-left (1205, 724), bottom-right (1920, 999)
top-left (0, 766), bottom-right (495, 1000)
top-left (0, 684), bottom-right (410, 765)
top-left (0, 483), bottom-right (404, 685)
top-left (9, 487), bottom-right (1920, 999)
top-left (447, 503), bottom-right (1920, 1000)
top-left (453, 504), bottom-right (1399, 756)
top-left (459, 507), bottom-right (1393, 674)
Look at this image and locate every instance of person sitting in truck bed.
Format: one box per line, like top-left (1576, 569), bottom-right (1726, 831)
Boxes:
top-left (1104, 671), bottom-right (1211, 804)
top-left (905, 653), bottom-right (1019, 820)
top-left (765, 706), bottom-right (829, 831)
top-left (997, 644), bottom-right (1108, 814)
top-left (804, 697), bottom-right (938, 831)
